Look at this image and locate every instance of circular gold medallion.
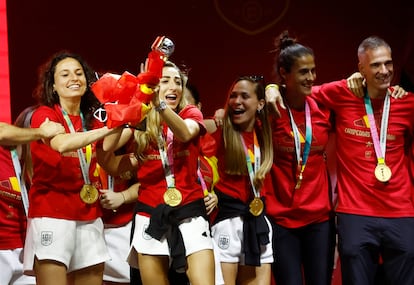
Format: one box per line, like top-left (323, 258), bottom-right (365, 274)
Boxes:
top-left (163, 187), bottom-right (182, 207)
top-left (374, 163), bottom-right (392, 183)
top-left (249, 197), bottom-right (264, 216)
top-left (80, 184), bottom-right (99, 204)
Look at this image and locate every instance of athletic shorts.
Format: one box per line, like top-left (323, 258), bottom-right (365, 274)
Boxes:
top-left (103, 221), bottom-right (132, 283)
top-left (128, 214), bottom-right (213, 269)
top-left (0, 248), bottom-right (36, 285)
top-left (23, 217), bottom-right (110, 275)
top-left (211, 216), bottom-right (273, 265)
top-left (212, 238), bottom-right (225, 285)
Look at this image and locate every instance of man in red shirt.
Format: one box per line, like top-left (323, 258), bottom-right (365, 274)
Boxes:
top-left (312, 36), bottom-right (414, 285)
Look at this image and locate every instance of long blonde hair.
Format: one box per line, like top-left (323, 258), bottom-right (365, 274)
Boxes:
top-left (134, 61), bottom-right (187, 161)
top-left (222, 76), bottom-right (273, 189)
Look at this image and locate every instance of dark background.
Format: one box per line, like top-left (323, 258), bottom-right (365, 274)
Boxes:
top-left (6, 0), bottom-right (414, 119)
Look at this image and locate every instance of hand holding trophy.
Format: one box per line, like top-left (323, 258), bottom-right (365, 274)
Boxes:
top-left (91, 36), bottom-right (175, 128)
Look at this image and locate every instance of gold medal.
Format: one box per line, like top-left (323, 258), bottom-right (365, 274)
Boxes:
top-left (249, 197), bottom-right (264, 216)
top-left (374, 163), bottom-right (392, 182)
top-left (163, 187), bottom-right (182, 207)
top-left (80, 184), bottom-right (99, 204)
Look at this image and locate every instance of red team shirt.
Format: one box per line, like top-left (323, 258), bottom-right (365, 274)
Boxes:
top-left (313, 80), bottom-right (414, 217)
top-left (136, 105), bottom-right (206, 210)
top-left (265, 96), bottom-right (333, 228)
top-left (212, 130), bottom-right (258, 204)
top-left (30, 105), bottom-right (102, 220)
top-left (0, 147), bottom-right (27, 249)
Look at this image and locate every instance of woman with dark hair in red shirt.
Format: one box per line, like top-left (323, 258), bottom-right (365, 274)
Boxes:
top-left (23, 51), bottom-right (117, 285)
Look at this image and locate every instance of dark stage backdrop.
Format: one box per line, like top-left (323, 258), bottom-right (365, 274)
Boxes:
top-left (6, 0), bottom-right (414, 119)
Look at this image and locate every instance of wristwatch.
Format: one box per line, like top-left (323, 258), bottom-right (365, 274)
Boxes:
top-left (155, 100), bottom-right (167, 112)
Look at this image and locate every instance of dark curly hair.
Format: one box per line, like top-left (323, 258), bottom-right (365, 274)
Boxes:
top-left (32, 51), bottom-right (101, 130)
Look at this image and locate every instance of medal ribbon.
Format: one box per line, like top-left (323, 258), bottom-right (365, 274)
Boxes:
top-left (240, 131), bottom-right (261, 198)
top-left (10, 149), bottom-right (29, 215)
top-left (287, 100), bottom-right (312, 183)
top-left (108, 174), bottom-right (114, 191)
top-left (108, 174), bottom-right (117, 211)
top-left (61, 108), bottom-right (92, 185)
top-left (97, 164), bottom-right (113, 191)
top-left (197, 167), bottom-right (208, 193)
top-left (157, 127), bottom-right (175, 188)
top-left (98, 165), bottom-right (116, 211)
top-left (363, 91), bottom-right (390, 164)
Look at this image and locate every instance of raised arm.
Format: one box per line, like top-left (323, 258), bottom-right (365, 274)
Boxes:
top-left (155, 103), bottom-right (200, 143)
top-left (265, 84), bottom-right (286, 118)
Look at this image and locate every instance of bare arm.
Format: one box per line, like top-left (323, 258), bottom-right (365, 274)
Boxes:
top-left (96, 147), bottom-right (137, 177)
top-left (157, 106), bottom-right (200, 143)
top-left (48, 125), bottom-right (119, 153)
top-left (204, 119), bottom-right (217, 134)
top-left (103, 127), bottom-right (133, 152)
top-left (204, 108), bottom-right (225, 134)
top-left (0, 118), bottom-right (65, 146)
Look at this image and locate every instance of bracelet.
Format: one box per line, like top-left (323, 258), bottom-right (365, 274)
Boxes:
top-left (213, 117), bottom-right (223, 128)
top-left (121, 191), bottom-right (126, 203)
top-left (265, 84), bottom-right (279, 91)
top-left (155, 100), bottom-right (167, 112)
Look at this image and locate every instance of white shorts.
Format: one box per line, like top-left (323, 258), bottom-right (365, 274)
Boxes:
top-left (212, 238), bottom-right (225, 285)
top-left (103, 221), bottom-right (132, 283)
top-left (211, 216), bottom-right (273, 265)
top-left (23, 217), bottom-right (110, 275)
top-left (127, 214), bottom-right (213, 269)
top-left (0, 248), bottom-right (36, 285)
